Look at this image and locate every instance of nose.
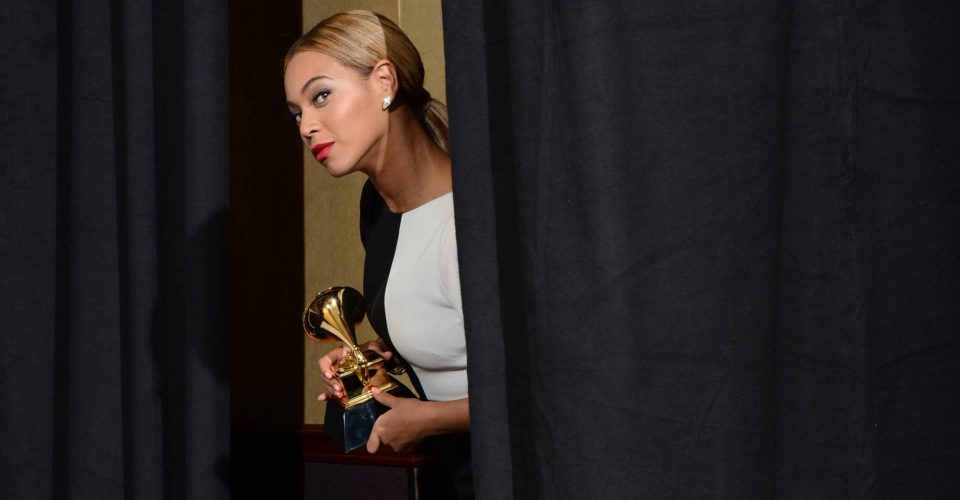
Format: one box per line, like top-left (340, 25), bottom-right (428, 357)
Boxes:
top-left (299, 110), bottom-right (321, 142)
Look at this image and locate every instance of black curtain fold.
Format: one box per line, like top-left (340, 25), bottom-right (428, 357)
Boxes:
top-left (443, 0), bottom-right (959, 498)
top-left (1, 0), bottom-right (228, 498)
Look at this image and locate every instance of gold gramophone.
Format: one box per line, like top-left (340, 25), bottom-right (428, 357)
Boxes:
top-left (302, 286), bottom-right (409, 452)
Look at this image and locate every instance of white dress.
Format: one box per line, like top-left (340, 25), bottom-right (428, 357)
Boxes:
top-left (382, 192), bottom-right (468, 401)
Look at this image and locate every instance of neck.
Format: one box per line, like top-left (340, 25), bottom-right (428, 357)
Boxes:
top-left (366, 107), bottom-right (451, 213)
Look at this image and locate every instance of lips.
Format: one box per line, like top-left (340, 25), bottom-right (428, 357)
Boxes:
top-left (310, 142), bottom-right (335, 163)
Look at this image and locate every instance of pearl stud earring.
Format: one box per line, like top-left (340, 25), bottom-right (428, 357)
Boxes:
top-left (382, 96), bottom-right (393, 110)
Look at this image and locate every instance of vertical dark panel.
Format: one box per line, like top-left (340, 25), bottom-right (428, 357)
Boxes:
top-left (777, 1), bottom-right (960, 497)
top-left (532, 2), bottom-right (788, 496)
top-left (228, 0), bottom-right (303, 497)
top-left (776, 1), bottom-right (871, 496)
top-left (2, 0), bottom-right (230, 497)
top-left (854, 0), bottom-right (960, 496)
top-left (111, 0), bottom-right (168, 495)
top-left (442, 1), bottom-right (518, 499)
top-left (52, 0), bottom-right (74, 497)
top-left (0, 1), bottom-right (59, 498)
top-left (477, 2), bottom-right (541, 499)
top-left (56, 0), bottom-right (130, 495)
top-left (153, 1), bottom-right (187, 497)
top-left (107, 2), bottom-right (133, 498)
top-left (181, 0), bottom-right (230, 495)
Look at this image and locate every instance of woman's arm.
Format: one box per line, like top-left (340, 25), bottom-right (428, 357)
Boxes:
top-left (366, 388), bottom-right (469, 453)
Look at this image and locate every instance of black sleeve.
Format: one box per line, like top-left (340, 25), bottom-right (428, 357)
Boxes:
top-left (356, 180), bottom-right (426, 398)
top-left (358, 179), bottom-right (380, 250)
top-left (357, 179), bottom-right (400, 312)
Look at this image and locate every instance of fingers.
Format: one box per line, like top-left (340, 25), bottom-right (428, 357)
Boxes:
top-left (363, 340), bottom-right (393, 361)
top-left (317, 345), bottom-right (349, 371)
top-left (318, 371), bottom-right (343, 400)
top-left (316, 345), bottom-right (349, 400)
top-left (316, 388), bottom-right (337, 401)
top-left (370, 386), bottom-right (396, 408)
top-left (366, 425), bottom-right (382, 454)
top-left (317, 379), bottom-right (343, 401)
top-left (317, 386), bottom-right (344, 401)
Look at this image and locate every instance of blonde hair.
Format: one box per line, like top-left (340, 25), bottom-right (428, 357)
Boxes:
top-left (286, 10), bottom-right (449, 153)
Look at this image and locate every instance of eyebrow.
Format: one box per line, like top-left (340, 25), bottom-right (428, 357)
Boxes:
top-left (300, 75), bottom-right (331, 95)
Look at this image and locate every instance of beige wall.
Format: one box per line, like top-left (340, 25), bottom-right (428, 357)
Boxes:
top-left (301, 0), bottom-right (446, 424)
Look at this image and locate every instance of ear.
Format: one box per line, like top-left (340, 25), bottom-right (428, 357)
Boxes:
top-left (370, 59), bottom-right (398, 97)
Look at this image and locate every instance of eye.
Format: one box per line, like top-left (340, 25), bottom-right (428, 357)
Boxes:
top-left (290, 112), bottom-right (302, 125)
top-left (312, 89), bottom-right (331, 106)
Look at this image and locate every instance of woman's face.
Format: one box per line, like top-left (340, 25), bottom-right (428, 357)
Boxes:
top-left (284, 50), bottom-right (387, 177)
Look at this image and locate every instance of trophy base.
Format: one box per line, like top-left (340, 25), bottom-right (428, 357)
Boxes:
top-left (324, 383), bottom-right (414, 453)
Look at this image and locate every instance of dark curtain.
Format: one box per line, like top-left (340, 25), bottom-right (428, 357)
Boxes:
top-left (443, 0), bottom-right (959, 498)
top-left (1, 0), bottom-right (228, 498)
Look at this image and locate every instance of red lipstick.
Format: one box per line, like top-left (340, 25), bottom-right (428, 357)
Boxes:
top-left (311, 142), bottom-right (335, 163)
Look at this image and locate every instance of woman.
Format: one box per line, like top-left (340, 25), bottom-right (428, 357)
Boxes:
top-left (284, 10), bottom-right (472, 498)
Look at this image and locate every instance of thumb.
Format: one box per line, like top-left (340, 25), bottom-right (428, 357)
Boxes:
top-left (370, 386), bottom-right (397, 408)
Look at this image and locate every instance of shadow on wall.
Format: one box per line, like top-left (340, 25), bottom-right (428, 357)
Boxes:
top-left (151, 209), bottom-right (231, 495)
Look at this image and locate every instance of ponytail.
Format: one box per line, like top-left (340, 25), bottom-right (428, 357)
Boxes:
top-left (421, 98), bottom-right (449, 154)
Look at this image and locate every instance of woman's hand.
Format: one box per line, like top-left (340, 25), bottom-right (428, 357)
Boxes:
top-left (366, 390), bottom-right (471, 454)
top-left (316, 339), bottom-right (393, 401)
top-left (366, 387), bottom-right (431, 453)
top-left (361, 339), bottom-right (393, 363)
top-left (316, 344), bottom-right (349, 401)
